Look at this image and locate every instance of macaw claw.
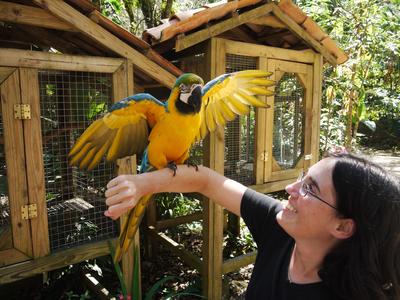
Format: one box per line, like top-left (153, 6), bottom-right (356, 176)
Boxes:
top-left (186, 160), bottom-right (199, 171)
top-left (167, 161), bottom-right (178, 176)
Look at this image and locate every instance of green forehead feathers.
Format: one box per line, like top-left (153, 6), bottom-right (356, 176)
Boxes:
top-left (174, 73), bottom-right (204, 87)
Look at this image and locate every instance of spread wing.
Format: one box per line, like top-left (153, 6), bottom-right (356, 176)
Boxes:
top-left (68, 93), bottom-right (167, 170)
top-left (197, 70), bottom-right (274, 140)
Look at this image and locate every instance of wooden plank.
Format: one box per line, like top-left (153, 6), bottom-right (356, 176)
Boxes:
top-left (255, 57), bottom-right (268, 185)
top-left (303, 65), bottom-right (313, 169)
top-left (19, 68), bottom-right (50, 258)
top-left (0, 69), bottom-right (33, 258)
top-left (222, 251), bottom-right (257, 274)
top-left (0, 239), bottom-right (112, 284)
top-left (203, 38), bottom-right (225, 300)
top-left (0, 48), bottom-right (123, 73)
top-left (274, 59), bottom-right (308, 74)
top-left (270, 167), bottom-right (302, 182)
top-left (249, 178), bottom-right (295, 194)
top-left (156, 212), bottom-right (203, 230)
top-left (311, 54), bottom-right (323, 165)
top-left (249, 14), bottom-right (286, 29)
top-left (271, 5), bottom-right (337, 65)
top-left (224, 38), bottom-right (315, 63)
top-left (264, 59), bottom-right (276, 182)
top-left (0, 67), bottom-right (15, 84)
top-left (147, 227), bottom-right (202, 271)
top-left (0, 248), bottom-right (31, 268)
top-left (0, 1), bottom-right (77, 32)
top-left (115, 60), bottom-right (140, 298)
top-left (175, 3), bottom-right (274, 52)
top-left (33, 0), bottom-right (176, 88)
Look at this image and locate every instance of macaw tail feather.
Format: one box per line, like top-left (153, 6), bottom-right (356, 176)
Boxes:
top-left (113, 194), bottom-right (154, 263)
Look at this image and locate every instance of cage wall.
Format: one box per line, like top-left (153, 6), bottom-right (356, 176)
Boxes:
top-left (38, 70), bottom-right (118, 251)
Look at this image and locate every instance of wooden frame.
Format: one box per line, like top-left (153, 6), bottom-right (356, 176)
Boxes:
top-left (0, 50), bottom-right (137, 286)
top-left (143, 37), bottom-right (324, 299)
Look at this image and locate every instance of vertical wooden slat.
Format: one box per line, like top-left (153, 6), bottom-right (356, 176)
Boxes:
top-left (255, 57), bottom-right (268, 184)
top-left (0, 69), bottom-right (33, 258)
top-left (302, 65), bottom-right (313, 170)
top-left (117, 156), bottom-right (140, 299)
top-left (264, 60), bottom-right (277, 182)
top-left (19, 68), bottom-right (50, 258)
top-left (311, 54), bottom-right (323, 165)
top-left (202, 38), bottom-right (225, 300)
top-left (113, 61), bottom-right (140, 299)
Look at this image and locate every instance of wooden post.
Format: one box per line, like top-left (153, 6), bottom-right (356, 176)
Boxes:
top-left (202, 38), bottom-right (225, 300)
top-left (113, 61), bottom-right (141, 299)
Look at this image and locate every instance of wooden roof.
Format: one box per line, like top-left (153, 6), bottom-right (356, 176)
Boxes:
top-left (0, 0), bottom-right (182, 88)
top-left (143, 0), bottom-right (348, 65)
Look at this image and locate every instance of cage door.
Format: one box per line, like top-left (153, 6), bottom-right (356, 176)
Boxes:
top-left (265, 60), bottom-right (314, 183)
top-left (0, 68), bottom-right (34, 266)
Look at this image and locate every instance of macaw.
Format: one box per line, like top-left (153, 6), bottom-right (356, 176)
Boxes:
top-left (68, 70), bottom-right (274, 262)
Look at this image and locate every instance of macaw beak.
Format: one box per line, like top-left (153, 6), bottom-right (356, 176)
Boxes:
top-left (187, 85), bottom-right (202, 109)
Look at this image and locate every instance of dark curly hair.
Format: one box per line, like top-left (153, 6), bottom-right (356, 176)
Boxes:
top-left (319, 153), bottom-right (400, 300)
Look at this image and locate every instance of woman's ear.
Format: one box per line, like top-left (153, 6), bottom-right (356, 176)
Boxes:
top-left (332, 218), bottom-right (356, 239)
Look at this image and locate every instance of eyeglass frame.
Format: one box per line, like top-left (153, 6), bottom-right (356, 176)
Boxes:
top-left (297, 172), bottom-right (338, 210)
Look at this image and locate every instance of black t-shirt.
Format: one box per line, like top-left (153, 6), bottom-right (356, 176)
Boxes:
top-left (240, 189), bottom-right (338, 300)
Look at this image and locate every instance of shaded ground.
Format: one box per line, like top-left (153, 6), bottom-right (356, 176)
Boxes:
top-left (363, 149), bottom-right (400, 178)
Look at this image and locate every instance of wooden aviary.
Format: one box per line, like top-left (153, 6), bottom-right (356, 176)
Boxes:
top-left (142, 0), bottom-right (347, 299)
top-left (0, 0), bottom-right (180, 297)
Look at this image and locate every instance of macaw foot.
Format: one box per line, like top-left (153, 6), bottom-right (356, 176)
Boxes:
top-left (167, 161), bottom-right (177, 176)
top-left (186, 160), bottom-right (199, 171)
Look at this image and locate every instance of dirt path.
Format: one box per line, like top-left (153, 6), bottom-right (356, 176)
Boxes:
top-left (362, 150), bottom-right (400, 178)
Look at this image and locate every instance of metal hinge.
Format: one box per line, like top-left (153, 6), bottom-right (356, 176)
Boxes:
top-left (21, 204), bottom-right (37, 220)
top-left (261, 151), bottom-right (268, 162)
top-left (305, 154), bottom-right (312, 160)
top-left (14, 104), bottom-right (31, 119)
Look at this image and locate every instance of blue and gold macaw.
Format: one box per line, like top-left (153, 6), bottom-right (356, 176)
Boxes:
top-left (68, 70), bottom-right (274, 262)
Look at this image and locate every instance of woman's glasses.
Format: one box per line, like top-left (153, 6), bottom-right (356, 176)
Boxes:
top-left (297, 172), bottom-right (338, 210)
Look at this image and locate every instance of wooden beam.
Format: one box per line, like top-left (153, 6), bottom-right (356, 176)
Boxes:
top-left (146, 226), bottom-right (203, 271)
top-left (0, 239), bottom-right (113, 284)
top-left (271, 5), bottom-right (337, 65)
top-left (0, 67), bottom-right (14, 84)
top-left (0, 48), bottom-right (124, 73)
top-left (223, 38), bottom-right (316, 64)
top-left (33, 0), bottom-right (176, 88)
top-left (0, 1), bottom-right (77, 32)
top-left (20, 68), bottom-right (50, 258)
top-left (222, 251), bottom-right (257, 274)
top-left (175, 3), bottom-right (274, 52)
top-left (156, 212), bottom-right (203, 230)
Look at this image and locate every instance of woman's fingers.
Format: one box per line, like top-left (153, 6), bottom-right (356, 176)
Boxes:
top-left (104, 198), bottom-right (136, 220)
top-left (104, 175), bottom-right (141, 220)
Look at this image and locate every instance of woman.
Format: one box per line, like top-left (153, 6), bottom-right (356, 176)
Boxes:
top-left (104, 153), bottom-right (400, 299)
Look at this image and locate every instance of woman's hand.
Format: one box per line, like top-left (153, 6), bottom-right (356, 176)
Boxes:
top-left (104, 174), bottom-right (143, 220)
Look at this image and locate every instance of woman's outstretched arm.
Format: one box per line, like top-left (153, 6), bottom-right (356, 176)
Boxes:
top-left (104, 165), bottom-right (247, 220)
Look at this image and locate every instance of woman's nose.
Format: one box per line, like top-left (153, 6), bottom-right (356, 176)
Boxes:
top-left (285, 180), bottom-right (300, 196)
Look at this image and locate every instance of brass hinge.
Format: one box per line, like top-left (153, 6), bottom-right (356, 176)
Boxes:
top-left (261, 151), bottom-right (268, 162)
top-left (21, 204), bottom-right (37, 220)
top-left (14, 104), bottom-right (31, 119)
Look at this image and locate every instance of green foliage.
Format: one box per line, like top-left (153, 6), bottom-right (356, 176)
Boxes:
top-left (296, 0), bottom-right (400, 149)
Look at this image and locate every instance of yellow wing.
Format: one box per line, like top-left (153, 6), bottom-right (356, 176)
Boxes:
top-left (197, 70), bottom-right (274, 140)
top-left (68, 94), bottom-right (166, 170)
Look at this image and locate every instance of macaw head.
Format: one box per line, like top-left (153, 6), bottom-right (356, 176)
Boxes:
top-left (174, 73), bottom-right (204, 114)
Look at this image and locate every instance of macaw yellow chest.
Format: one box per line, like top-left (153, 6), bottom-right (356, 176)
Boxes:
top-left (147, 112), bottom-right (201, 169)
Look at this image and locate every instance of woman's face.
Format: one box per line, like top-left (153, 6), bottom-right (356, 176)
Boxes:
top-left (277, 158), bottom-right (339, 242)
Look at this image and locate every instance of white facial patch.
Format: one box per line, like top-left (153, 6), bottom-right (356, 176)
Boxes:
top-left (179, 84), bottom-right (203, 104)
top-left (180, 92), bottom-right (190, 103)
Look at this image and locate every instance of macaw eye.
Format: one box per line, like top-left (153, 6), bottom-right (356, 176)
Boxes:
top-left (179, 83), bottom-right (190, 93)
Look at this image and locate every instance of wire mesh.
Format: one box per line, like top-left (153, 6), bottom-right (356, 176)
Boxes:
top-left (273, 73), bottom-right (305, 170)
top-left (225, 54), bottom-right (257, 185)
top-left (0, 111), bottom-right (11, 248)
top-left (39, 70), bottom-right (118, 251)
